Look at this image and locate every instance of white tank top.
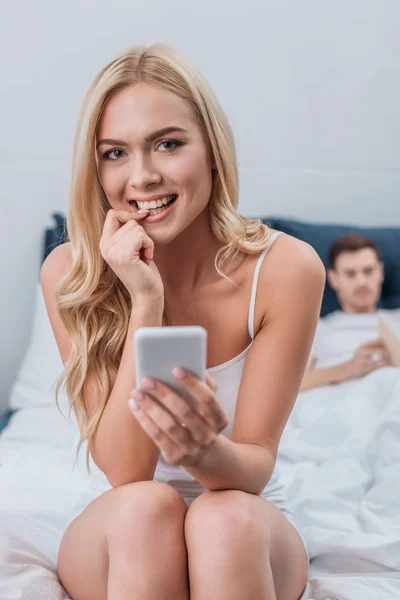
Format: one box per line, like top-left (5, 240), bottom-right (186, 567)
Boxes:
top-left (153, 230), bottom-right (286, 502)
top-left (77, 230), bottom-right (291, 513)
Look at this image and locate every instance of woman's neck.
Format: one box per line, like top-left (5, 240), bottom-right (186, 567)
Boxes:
top-left (154, 212), bottom-right (223, 296)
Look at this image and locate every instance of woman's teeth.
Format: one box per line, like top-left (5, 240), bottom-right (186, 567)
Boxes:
top-left (136, 194), bottom-right (176, 215)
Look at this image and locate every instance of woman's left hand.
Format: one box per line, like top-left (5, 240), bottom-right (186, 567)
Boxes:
top-left (128, 368), bottom-right (228, 467)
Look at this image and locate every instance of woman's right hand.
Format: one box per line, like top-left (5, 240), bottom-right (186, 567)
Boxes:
top-left (99, 208), bottom-right (164, 310)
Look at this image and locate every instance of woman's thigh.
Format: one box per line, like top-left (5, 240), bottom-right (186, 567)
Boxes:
top-left (57, 481), bottom-right (188, 600)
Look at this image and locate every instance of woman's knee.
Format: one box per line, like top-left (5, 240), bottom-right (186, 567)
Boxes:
top-left (106, 481), bottom-right (188, 545)
top-left (185, 490), bottom-right (267, 549)
top-left (57, 482), bottom-right (189, 599)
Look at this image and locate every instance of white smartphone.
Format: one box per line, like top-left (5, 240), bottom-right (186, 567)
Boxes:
top-left (133, 326), bottom-right (207, 406)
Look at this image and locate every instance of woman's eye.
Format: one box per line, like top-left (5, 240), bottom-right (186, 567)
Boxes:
top-left (103, 149), bottom-right (125, 161)
top-left (102, 139), bottom-right (182, 161)
top-left (158, 139), bottom-right (182, 152)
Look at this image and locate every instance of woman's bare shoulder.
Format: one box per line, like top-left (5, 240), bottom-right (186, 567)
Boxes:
top-left (266, 231), bottom-right (322, 272)
top-left (40, 242), bottom-right (74, 286)
top-left (39, 242), bottom-right (75, 367)
top-left (259, 232), bottom-right (325, 313)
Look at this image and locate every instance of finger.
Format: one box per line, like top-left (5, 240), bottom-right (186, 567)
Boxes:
top-left (172, 368), bottom-right (228, 431)
top-left (110, 220), bottom-right (154, 256)
top-left (108, 218), bottom-right (143, 245)
top-left (128, 400), bottom-right (182, 463)
top-left (366, 354), bottom-right (381, 365)
top-left (137, 379), bottom-right (213, 445)
top-left (102, 213), bottom-right (155, 266)
top-left (362, 339), bottom-right (386, 349)
top-left (380, 352), bottom-right (393, 366)
top-left (368, 359), bottom-right (384, 371)
top-left (361, 348), bottom-right (385, 359)
top-left (362, 359), bottom-right (377, 372)
top-left (129, 395), bottom-right (211, 467)
top-left (130, 393), bottom-right (194, 443)
top-left (364, 338), bottom-right (383, 345)
top-left (140, 231), bottom-right (155, 263)
top-left (130, 390), bottom-right (214, 452)
top-left (100, 208), bottom-right (149, 249)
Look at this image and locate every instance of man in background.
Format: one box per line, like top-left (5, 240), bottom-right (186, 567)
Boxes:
top-left (301, 233), bottom-right (396, 392)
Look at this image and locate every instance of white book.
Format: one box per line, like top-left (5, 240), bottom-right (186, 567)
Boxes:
top-left (378, 311), bottom-right (400, 367)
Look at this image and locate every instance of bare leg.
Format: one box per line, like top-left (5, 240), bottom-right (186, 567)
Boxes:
top-left (58, 481), bottom-right (190, 600)
top-left (184, 490), bottom-right (308, 600)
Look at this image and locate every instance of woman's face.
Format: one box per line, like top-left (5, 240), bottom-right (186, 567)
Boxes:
top-left (96, 82), bottom-right (216, 245)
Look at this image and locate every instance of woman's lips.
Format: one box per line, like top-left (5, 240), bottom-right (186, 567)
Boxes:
top-left (130, 195), bottom-right (178, 223)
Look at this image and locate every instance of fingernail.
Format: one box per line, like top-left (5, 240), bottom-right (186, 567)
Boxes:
top-left (128, 399), bottom-right (139, 411)
top-left (131, 389), bottom-right (145, 402)
top-left (172, 367), bottom-right (186, 379)
top-left (141, 377), bottom-right (156, 390)
top-left (138, 208), bottom-right (149, 214)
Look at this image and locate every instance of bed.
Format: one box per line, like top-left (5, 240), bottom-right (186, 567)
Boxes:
top-left (1, 213), bottom-right (400, 599)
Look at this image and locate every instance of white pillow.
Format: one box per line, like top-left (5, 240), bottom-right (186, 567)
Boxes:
top-left (8, 282), bottom-right (69, 413)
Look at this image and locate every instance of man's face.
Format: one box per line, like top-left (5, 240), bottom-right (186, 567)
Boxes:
top-left (327, 248), bottom-right (384, 312)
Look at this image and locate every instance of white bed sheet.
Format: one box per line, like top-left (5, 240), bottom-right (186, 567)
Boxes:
top-left (0, 405), bottom-right (88, 599)
top-left (0, 367), bottom-right (399, 599)
top-left (278, 366), bottom-right (400, 599)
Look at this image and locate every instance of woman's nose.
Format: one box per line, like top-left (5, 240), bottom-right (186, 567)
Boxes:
top-left (128, 154), bottom-right (161, 188)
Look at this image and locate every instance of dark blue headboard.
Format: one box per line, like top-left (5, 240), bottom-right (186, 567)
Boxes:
top-left (265, 217), bottom-right (400, 316)
top-left (43, 212), bottom-right (68, 263)
top-left (43, 212), bottom-right (400, 317)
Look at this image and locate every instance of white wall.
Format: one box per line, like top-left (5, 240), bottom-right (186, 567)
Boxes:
top-left (1, 0), bottom-right (399, 411)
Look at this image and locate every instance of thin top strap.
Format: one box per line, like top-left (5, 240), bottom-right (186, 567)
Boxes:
top-left (248, 231), bottom-right (283, 340)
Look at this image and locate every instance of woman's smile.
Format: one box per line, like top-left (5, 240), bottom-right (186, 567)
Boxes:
top-left (132, 194), bottom-right (179, 223)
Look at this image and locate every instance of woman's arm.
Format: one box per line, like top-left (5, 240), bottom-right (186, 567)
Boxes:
top-left (185, 236), bottom-right (326, 493)
top-left (91, 308), bottom-right (163, 486)
top-left (184, 434), bottom-right (276, 496)
top-left (41, 242), bottom-right (162, 487)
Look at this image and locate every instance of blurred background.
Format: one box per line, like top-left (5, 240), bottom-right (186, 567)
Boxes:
top-left (1, 0), bottom-right (399, 411)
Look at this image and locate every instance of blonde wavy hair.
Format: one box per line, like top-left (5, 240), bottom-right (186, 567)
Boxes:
top-left (55, 43), bottom-right (272, 472)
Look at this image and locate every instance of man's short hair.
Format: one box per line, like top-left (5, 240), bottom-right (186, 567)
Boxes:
top-left (328, 233), bottom-right (381, 270)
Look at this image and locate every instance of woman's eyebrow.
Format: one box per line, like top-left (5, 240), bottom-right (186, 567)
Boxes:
top-left (96, 126), bottom-right (188, 149)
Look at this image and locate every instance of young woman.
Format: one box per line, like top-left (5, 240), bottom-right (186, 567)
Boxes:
top-left (41, 43), bottom-right (325, 600)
